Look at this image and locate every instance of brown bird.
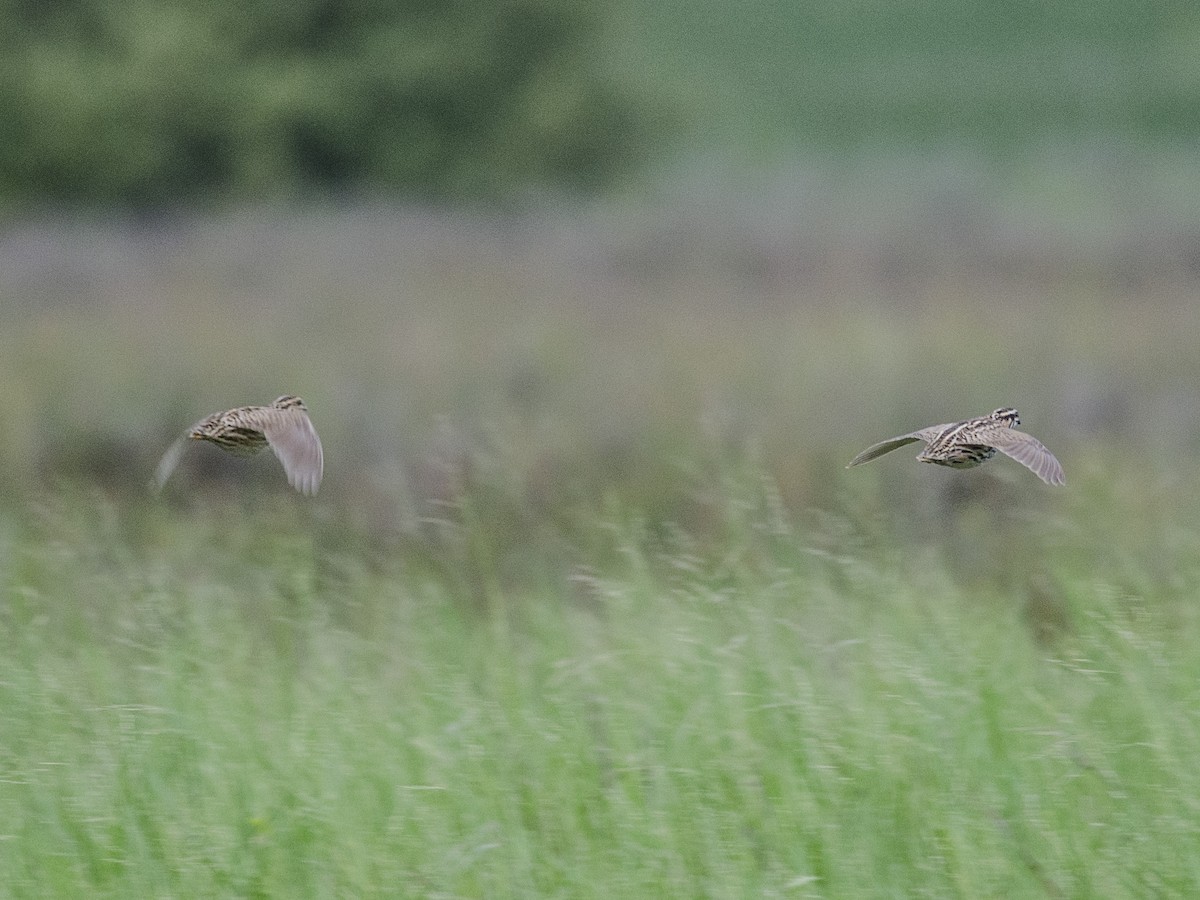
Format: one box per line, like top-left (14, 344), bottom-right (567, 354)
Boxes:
top-left (846, 407), bottom-right (1064, 486)
top-left (153, 395), bottom-right (324, 495)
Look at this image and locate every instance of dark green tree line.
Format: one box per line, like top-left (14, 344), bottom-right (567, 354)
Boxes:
top-left (0, 0), bottom-right (659, 208)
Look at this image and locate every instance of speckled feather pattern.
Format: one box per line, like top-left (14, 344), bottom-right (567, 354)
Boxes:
top-left (153, 395), bottom-right (324, 495)
top-left (846, 408), bottom-right (1065, 486)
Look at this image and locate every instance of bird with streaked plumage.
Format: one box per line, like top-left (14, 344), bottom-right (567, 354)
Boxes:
top-left (846, 407), bottom-right (1064, 486)
top-left (153, 395), bottom-right (324, 495)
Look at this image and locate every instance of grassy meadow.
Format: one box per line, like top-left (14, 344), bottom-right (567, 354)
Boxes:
top-left (4, 474), bottom-right (1200, 897)
top-left (2, 203), bottom-right (1200, 897)
top-left (5, 0), bottom-right (1200, 893)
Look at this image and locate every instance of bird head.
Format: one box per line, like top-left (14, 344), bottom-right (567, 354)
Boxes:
top-left (991, 407), bottom-right (1020, 426)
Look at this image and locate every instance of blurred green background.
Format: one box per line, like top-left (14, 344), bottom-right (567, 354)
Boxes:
top-left (2, 0), bottom-right (1198, 520)
top-left (5, 1), bottom-right (1200, 895)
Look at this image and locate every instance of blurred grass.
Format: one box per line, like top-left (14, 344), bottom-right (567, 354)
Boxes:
top-left (3, 472), bottom-right (1200, 894)
top-left (2, 200), bottom-right (1200, 892)
top-left (2, 202), bottom-right (1199, 536)
top-left (4, 0), bottom-right (1200, 890)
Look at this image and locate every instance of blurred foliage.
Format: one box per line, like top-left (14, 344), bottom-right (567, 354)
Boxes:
top-left (7, 474), bottom-right (1200, 895)
top-left (1, 0), bottom-right (1196, 208)
top-left (0, 0), bottom-right (659, 209)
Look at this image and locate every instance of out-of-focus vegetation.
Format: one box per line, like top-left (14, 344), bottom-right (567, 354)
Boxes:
top-left (4, 0), bottom-right (1200, 894)
top-left (3, 0), bottom-right (1198, 208)
top-left (619, 0), bottom-right (1200, 154)
top-left (1, 203), bottom-right (1198, 570)
top-left (3, 448), bottom-right (1200, 894)
top-left (0, 0), bottom-right (656, 209)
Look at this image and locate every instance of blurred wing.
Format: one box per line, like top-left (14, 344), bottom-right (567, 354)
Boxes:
top-left (256, 407), bottom-right (324, 495)
top-left (151, 434), bottom-right (190, 493)
top-left (846, 426), bottom-right (946, 468)
top-left (989, 430), bottom-right (1065, 486)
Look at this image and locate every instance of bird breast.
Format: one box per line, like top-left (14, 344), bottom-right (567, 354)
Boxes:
top-left (195, 426), bottom-right (269, 456)
top-left (917, 444), bottom-right (997, 468)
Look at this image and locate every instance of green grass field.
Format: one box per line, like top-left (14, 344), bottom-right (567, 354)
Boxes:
top-left (3, 461), bottom-right (1200, 896)
top-left (5, 1), bottom-right (1200, 893)
top-left (4, 203), bottom-right (1200, 895)
top-left (6, 132), bottom-right (1200, 895)
top-left (614, 0), bottom-right (1200, 155)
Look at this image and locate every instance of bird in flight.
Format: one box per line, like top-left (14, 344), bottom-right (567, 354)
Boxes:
top-left (153, 395), bottom-right (324, 495)
top-left (846, 407), bottom-right (1064, 485)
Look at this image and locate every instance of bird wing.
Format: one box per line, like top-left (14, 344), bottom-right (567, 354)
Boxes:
top-left (987, 430), bottom-right (1065, 486)
top-left (846, 426), bottom-right (948, 468)
top-left (151, 434), bottom-right (191, 493)
top-left (151, 411), bottom-right (216, 492)
top-left (256, 406), bottom-right (324, 495)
